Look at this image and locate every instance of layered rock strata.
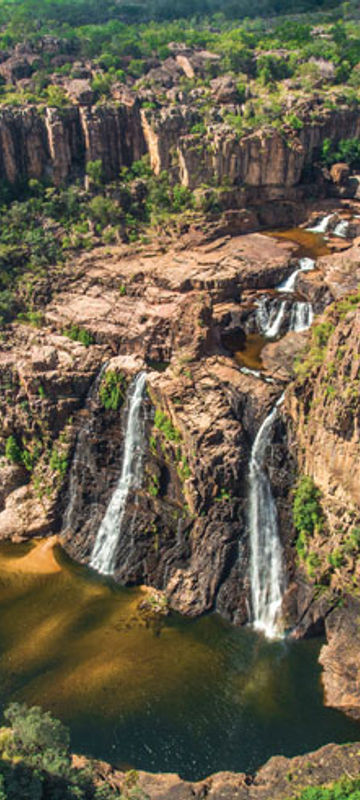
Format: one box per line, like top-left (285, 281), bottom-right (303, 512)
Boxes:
top-left (0, 104), bottom-right (359, 201)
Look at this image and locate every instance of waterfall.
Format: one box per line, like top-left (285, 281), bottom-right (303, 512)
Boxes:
top-left (277, 257), bottom-right (315, 293)
top-left (333, 219), bottom-right (349, 238)
top-left (256, 297), bottom-right (287, 339)
top-left (240, 365), bottom-right (275, 384)
top-left (307, 213), bottom-right (335, 234)
top-left (289, 302), bottom-right (313, 333)
top-left (90, 371), bottom-right (147, 576)
top-left (248, 394), bottom-right (285, 638)
top-left (264, 302), bottom-right (287, 339)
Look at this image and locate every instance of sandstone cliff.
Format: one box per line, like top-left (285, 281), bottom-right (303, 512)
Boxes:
top-left (0, 102), bottom-right (359, 204)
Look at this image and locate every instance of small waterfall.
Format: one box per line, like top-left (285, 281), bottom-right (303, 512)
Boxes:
top-left (240, 366), bottom-right (275, 384)
top-left (289, 302), bottom-right (313, 333)
top-left (333, 219), bottom-right (349, 238)
top-left (90, 371), bottom-right (147, 576)
top-left (277, 257), bottom-right (315, 293)
top-left (307, 213), bottom-right (335, 234)
top-left (256, 297), bottom-right (287, 339)
top-left (248, 394), bottom-right (285, 638)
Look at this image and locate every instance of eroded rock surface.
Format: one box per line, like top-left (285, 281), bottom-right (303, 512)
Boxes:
top-left (73, 741), bottom-right (360, 800)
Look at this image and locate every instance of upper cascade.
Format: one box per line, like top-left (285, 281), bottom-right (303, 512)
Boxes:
top-left (277, 257), bottom-right (315, 293)
top-left (307, 213), bottom-right (336, 235)
top-left (90, 371), bottom-right (147, 576)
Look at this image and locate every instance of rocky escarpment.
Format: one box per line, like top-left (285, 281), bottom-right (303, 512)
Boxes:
top-left (282, 239), bottom-right (360, 716)
top-left (76, 741), bottom-right (360, 800)
top-left (0, 100), bottom-right (360, 206)
top-left (0, 230), bottom-right (297, 624)
top-left (54, 232), bottom-right (297, 621)
top-left (1, 205), bottom-right (360, 709)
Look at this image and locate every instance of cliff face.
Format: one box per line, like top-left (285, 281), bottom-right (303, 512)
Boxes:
top-left (0, 231), bottom-right (297, 622)
top-left (0, 101), bottom-right (146, 187)
top-left (283, 244), bottom-right (360, 717)
top-left (0, 102), bottom-right (360, 198)
top-left (75, 741), bottom-right (360, 800)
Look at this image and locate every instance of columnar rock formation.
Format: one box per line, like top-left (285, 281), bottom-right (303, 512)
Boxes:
top-left (0, 103), bottom-right (360, 197)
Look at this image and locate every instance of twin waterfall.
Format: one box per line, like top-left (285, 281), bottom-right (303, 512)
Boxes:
top-left (63, 224), bottom-right (322, 640)
top-left (90, 371), bottom-right (147, 575)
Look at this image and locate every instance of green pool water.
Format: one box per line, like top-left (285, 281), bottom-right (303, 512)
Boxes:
top-left (0, 540), bottom-right (359, 781)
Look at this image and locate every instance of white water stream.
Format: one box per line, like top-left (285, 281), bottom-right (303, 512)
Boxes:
top-left (307, 213), bottom-right (335, 234)
top-left (333, 219), bottom-right (349, 238)
top-left (277, 257), bottom-right (315, 293)
top-left (90, 371), bottom-right (147, 575)
top-left (256, 298), bottom-right (287, 339)
top-left (289, 301), bottom-right (314, 332)
top-left (249, 393), bottom-right (285, 639)
top-left (248, 243), bottom-right (315, 636)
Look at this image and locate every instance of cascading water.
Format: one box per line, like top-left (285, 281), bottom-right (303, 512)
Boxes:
top-left (256, 294), bottom-right (313, 339)
top-left (307, 213), bottom-right (335, 234)
top-left (90, 371), bottom-right (147, 575)
top-left (256, 297), bottom-right (287, 339)
top-left (248, 393), bottom-right (285, 639)
top-left (333, 219), bottom-right (349, 238)
top-left (277, 257), bottom-right (315, 293)
top-left (240, 365), bottom-right (275, 384)
top-left (289, 302), bottom-right (313, 333)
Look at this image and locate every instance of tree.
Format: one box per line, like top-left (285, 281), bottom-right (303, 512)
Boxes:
top-left (4, 703), bottom-right (71, 775)
top-left (86, 159), bottom-right (104, 189)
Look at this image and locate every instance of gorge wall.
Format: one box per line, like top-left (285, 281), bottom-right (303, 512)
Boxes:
top-left (1, 102), bottom-right (360, 200)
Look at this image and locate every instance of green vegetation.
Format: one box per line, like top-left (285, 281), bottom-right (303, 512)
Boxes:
top-left (335, 286), bottom-right (360, 317)
top-left (99, 370), bottom-right (127, 411)
top-left (293, 476), bottom-right (324, 576)
top-left (5, 435), bottom-right (23, 465)
top-left (49, 447), bottom-right (68, 478)
top-left (148, 472), bottom-right (160, 496)
top-left (321, 136), bottom-right (360, 168)
top-left (63, 325), bottom-right (94, 347)
top-left (294, 322), bottom-right (335, 381)
top-left (293, 476), bottom-right (323, 538)
top-left (0, 702), bottom-right (148, 799)
top-left (0, 162), bottom-right (197, 327)
top-left (154, 409), bottom-right (181, 442)
top-left (287, 773), bottom-right (360, 799)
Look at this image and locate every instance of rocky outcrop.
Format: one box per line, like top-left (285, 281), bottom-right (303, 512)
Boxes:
top-left (0, 230), bottom-right (297, 622)
top-left (0, 101), bottom-right (359, 199)
top-left (0, 326), bottom-right (105, 538)
top-left (75, 741), bottom-right (360, 800)
top-left (0, 101), bottom-right (146, 186)
top-left (320, 598), bottom-right (360, 720)
top-left (282, 243), bottom-right (360, 711)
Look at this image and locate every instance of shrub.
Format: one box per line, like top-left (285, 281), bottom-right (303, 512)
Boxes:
top-left (0, 702), bottom-right (143, 799)
top-left (63, 325), bottom-right (94, 347)
top-left (5, 435), bottom-right (23, 464)
top-left (328, 549), bottom-right (345, 569)
top-left (99, 370), bottom-right (127, 411)
top-left (320, 137), bottom-right (360, 169)
top-left (4, 702), bottom-right (70, 774)
top-left (293, 476), bottom-right (323, 537)
top-left (154, 409), bottom-right (181, 442)
top-left (49, 448), bottom-right (68, 478)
